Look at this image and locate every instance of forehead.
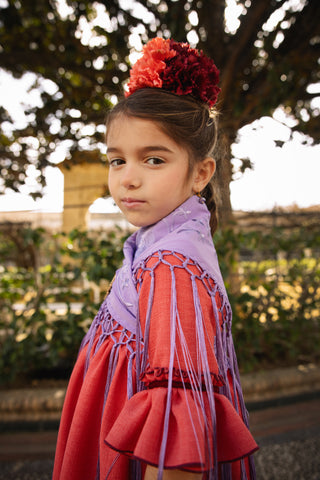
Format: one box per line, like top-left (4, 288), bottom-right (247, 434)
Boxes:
top-left (106, 114), bottom-right (185, 152)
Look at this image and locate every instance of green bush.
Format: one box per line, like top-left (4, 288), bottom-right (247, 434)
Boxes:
top-left (214, 226), bottom-right (320, 372)
top-left (232, 257), bottom-right (320, 372)
top-left (0, 224), bottom-right (319, 385)
top-left (0, 227), bottom-right (126, 385)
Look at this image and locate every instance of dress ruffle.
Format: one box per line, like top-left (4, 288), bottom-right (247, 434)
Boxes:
top-left (105, 387), bottom-right (258, 472)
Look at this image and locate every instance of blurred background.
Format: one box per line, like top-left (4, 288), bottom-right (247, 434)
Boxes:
top-left (0, 1), bottom-right (319, 478)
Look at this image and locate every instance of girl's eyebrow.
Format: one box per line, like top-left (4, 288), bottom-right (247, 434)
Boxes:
top-left (107, 145), bottom-right (174, 154)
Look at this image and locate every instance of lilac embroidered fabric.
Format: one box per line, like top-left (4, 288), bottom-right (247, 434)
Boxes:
top-left (80, 195), bottom-right (256, 480)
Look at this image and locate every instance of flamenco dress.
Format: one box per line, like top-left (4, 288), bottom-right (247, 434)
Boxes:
top-left (52, 195), bottom-right (258, 480)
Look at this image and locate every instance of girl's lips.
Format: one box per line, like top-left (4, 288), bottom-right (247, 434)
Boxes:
top-left (121, 198), bottom-right (146, 208)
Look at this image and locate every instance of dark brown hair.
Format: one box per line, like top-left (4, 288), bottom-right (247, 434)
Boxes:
top-left (106, 88), bottom-right (219, 234)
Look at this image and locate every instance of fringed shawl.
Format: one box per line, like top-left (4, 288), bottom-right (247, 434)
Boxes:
top-left (80, 195), bottom-right (257, 480)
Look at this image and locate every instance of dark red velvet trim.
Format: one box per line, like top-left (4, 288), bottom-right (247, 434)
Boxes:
top-left (140, 367), bottom-right (225, 387)
top-left (145, 380), bottom-right (221, 392)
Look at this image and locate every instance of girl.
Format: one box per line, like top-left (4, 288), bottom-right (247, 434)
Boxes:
top-left (53, 38), bottom-right (258, 480)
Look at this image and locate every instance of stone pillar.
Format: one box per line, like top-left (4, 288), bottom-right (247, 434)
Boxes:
top-left (59, 161), bottom-right (108, 231)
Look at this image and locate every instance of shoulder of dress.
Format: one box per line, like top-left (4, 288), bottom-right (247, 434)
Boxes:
top-left (134, 249), bottom-right (208, 282)
top-left (136, 249), bottom-right (193, 269)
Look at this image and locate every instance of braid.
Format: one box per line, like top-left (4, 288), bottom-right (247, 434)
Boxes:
top-left (201, 181), bottom-right (218, 236)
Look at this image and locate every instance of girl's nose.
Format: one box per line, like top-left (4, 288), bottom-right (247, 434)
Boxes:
top-left (120, 164), bottom-right (141, 189)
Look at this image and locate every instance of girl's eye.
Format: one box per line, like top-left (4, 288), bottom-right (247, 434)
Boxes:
top-left (147, 157), bottom-right (165, 165)
top-left (109, 158), bottom-right (125, 167)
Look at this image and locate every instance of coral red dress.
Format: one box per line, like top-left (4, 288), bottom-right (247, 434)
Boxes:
top-left (53, 197), bottom-right (258, 480)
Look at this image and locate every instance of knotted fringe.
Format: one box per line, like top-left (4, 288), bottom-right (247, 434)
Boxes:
top-left (79, 251), bottom-right (255, 480)
top-left (136, 252), bottom-right (255, 480)
top-left (80, 299), bottom-right (141, 406)
top-left (80, 303), bottom-right (143, 480)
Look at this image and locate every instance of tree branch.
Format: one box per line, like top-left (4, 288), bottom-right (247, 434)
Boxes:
top-left (220, 0), bottom-right (287, 104)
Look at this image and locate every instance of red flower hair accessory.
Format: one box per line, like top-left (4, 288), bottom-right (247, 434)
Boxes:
top-left (125, 38), bottom-right (221, 108)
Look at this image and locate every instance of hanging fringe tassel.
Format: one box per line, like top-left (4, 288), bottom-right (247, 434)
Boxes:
top-left (157, 266), bottom-right (177, 479)
top-left (191, 275), bottom-right (218, 480)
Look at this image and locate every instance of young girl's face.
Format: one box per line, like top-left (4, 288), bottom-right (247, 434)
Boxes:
top-left (107, 115), bottom-right (198, 227)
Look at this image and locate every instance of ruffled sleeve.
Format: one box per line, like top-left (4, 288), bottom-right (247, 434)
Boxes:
top-left (105, 251), bottom-right (258, 475)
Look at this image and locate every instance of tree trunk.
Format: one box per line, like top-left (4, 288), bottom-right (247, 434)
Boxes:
top-left (214, 130), bottom-right (235, 228)
top-left (214, 129), bottom-right (241, 294)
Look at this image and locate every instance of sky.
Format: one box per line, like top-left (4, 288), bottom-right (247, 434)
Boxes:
top-left (230, 116), bottom-right (320, 211)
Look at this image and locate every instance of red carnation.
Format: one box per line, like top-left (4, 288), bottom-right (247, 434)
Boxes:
top-left (125, 37), bottom-right (221, 107)
top-left (125, 38), bottom-right (176, 97)
top-left (161, 40), bottom-right (221, 107)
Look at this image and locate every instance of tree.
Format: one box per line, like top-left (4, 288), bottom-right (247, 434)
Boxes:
top-left (0, 0), bottom-right (319, 224)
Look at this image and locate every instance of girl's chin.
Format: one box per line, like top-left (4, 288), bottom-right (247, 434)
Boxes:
top-left (125, 219), bottom-right (154, 228)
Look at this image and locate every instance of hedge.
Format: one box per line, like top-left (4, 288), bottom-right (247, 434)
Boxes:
top-left (0, 224), bottom-right (319, 385)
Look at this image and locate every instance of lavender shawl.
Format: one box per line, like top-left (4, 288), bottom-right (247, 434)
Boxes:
top-left (81, 195), bottom-right (255, 480)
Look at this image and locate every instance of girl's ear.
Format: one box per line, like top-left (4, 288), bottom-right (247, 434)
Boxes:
top-left (192, 157), bottom-right (216, 193)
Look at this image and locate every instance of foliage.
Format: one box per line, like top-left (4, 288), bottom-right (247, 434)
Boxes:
top-left (232, 257), bottom-right (320, 372)
top-left (214, 224), bottom-right (320, 371)
top-left (0, 224), bottom-right (319, 385)
top-left (0, 1), bottom-right (319, 221)
top-left (0, 226), bottom-right (127, 384)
